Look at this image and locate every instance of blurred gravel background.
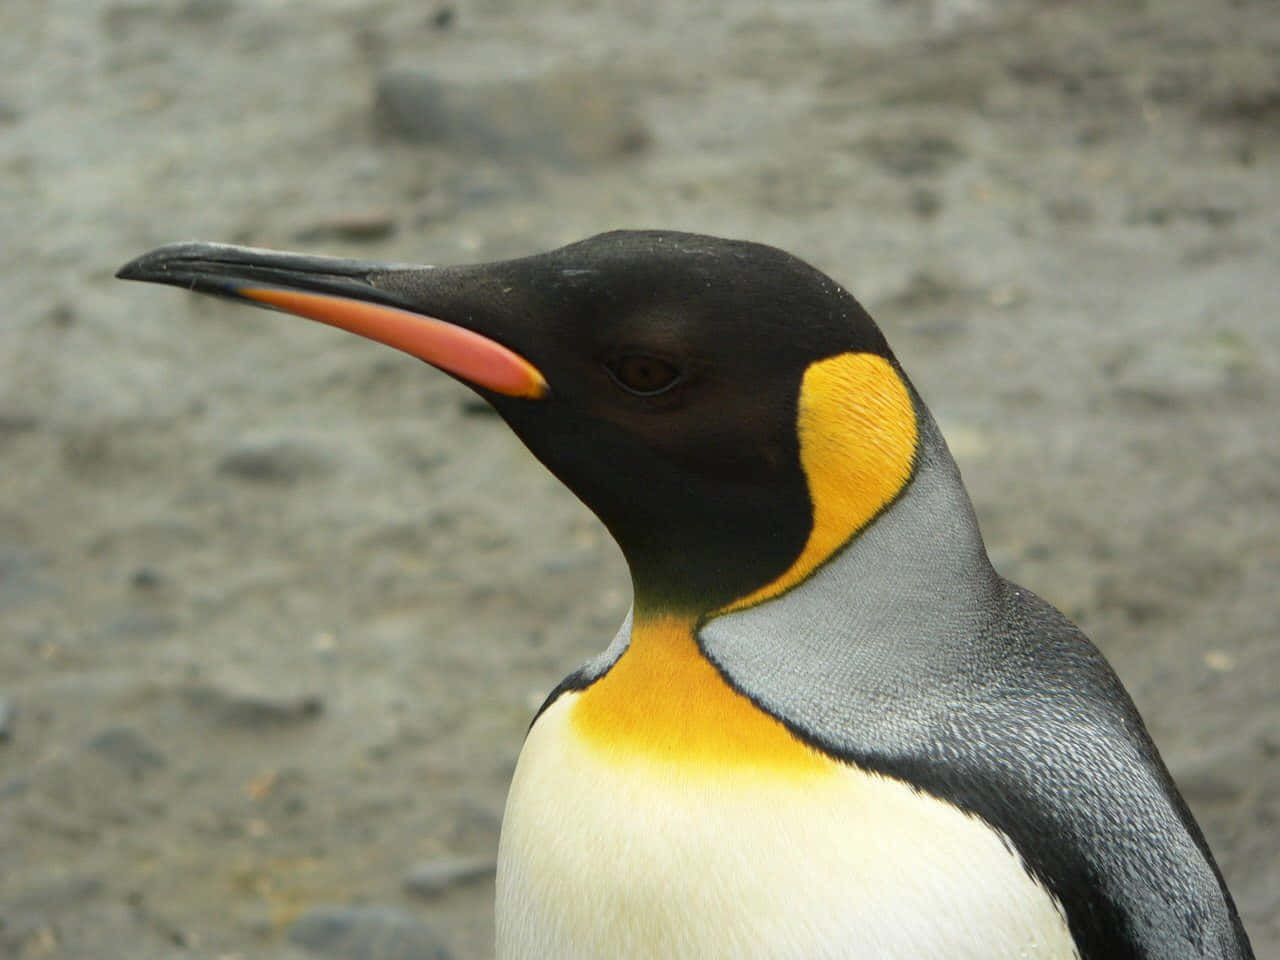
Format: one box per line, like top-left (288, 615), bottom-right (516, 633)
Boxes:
top-left (1, 1), bottom-right (1277, 957)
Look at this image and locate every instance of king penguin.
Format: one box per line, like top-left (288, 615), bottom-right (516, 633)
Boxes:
top-left (117, 231), bottom-right (1254, 959)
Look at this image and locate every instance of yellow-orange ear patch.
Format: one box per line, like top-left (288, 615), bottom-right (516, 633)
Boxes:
top-left (722, 352), bottom-right (918, 613)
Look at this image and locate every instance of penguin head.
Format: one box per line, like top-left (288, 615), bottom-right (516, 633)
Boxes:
top-left (118, 231), bottom-right (920, 615)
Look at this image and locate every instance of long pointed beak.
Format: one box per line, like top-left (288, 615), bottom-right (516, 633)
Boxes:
top-left (116, 242), bottom-right (549, 400)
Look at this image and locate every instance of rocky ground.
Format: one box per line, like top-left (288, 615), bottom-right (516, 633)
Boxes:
top-left (1, 0), bottom-right (1277, 957)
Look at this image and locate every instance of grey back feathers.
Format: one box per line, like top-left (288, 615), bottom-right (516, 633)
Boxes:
top-left (700, 411), bottom-right (1252, 960)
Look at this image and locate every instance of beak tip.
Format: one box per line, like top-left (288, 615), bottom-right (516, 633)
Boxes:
top-left (115, 258), bottom-right (145, 282)
top-left (115, 242), bottom-right (194, 284)
top-left (115, 242), bottom-right (258, 297)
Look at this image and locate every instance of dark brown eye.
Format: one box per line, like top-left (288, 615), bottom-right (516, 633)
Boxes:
top-left (607, 354), bottom-right (682, 395)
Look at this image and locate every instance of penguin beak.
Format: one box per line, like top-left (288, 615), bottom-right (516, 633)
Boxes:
top-left (115, 242), bottom-right (549, 400)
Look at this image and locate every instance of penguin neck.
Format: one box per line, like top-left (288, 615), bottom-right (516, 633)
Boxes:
top-left (706, 410), bottom-right (1002, 671)
top-left (573, 408), bottom-right (995, 770)
top-left (814, 409), bottom-right (996, 619)
top-left (863, 407), bottom-right (999, 610)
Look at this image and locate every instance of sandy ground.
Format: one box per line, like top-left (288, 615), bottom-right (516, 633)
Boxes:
top-left (1, 1), bottom-right (1277, 957)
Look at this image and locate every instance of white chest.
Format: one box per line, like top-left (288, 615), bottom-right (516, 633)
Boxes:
top-left (495, 694), bottom-right (1080, 960)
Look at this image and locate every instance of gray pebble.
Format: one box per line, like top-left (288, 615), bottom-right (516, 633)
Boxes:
top-left (84, 727), bottom-right (166, 777)
top-left (459, 397), bottom-right (499, 417)
top-left (0, 873), bottom-right (104, 947)
top-left (372, 67), bottom-right (649, 169)
top-left (883, 270), bottom-right (957, 311)
top-left (1177, 770), bottom-right (1243, 807)
top-left (861, 130), bottom-right (964, 177)
top-left (95, 611), bottom-right (178, 642)
top-left (430, 5), bottom-right (454, 30)
top-left (292, 211), bottom-right (398, 244)
top-left (1106, 332), bottom-right (1253, 409)
top-left (909, 186), bottom-right (943, 219)
top-left (0, 693), bottom-right (14, 742)
top-left (289, 904), bottom-right (452, 960)
top-left (181, 683), bottom-right (324, 729)
top-left (180, 0), bottom-right (235, 21)
top-left (130, 566), bottom-right (169, 591)
top-left (8, 873), bottom-right (105, 912)
top-left (0, 543), bottom-right (48, 610)
top-left (402, 856), bottom-right (495, 899)
top-left (373, 70), bottom-right (456, 145)
top-left (216, 436), bottom-right (332, 485)
top-left (1173, 751), bottom-right (1252, 809)
top-left (0, 411), bottom-right (40, 435)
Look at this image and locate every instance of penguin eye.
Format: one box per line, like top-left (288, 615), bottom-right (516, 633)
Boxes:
top-left (606, 354), bottom-right (682, 395)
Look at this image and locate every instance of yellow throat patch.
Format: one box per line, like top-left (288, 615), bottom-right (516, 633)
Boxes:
top-left (570, 613), bottom-right (830, 774)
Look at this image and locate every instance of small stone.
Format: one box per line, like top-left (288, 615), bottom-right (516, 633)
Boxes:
top-left (988, 284), bottom-right (1026, 308)
top-left (459, 397), bottom-right (498, 417)
top-left (936, 423), bottom-right (989, 462)
top-left (130, 567), bottom-right (165, 590)
top-left (96, 611), bottom-right (177, 642)
top-left (447, 803), bottom-right (502, 851)
top-left (216, 435), bottom-right (333, 485)
top-left (61, 429), bottom-right (113, 477)
top-left (47, 303), bottom-right (76, 328)
top-left (862, 130), bottom-right (964, 177)
top-left (1203, 650), bottom-right (1235, 673)
top-left (372, 67), bottom-right (649, 169)
top-left (1175, 768), bottom-right (1244, 807)
top-left (0, 412), bottom-right (40, 435)
top-left (182, 683), bottom-right (324, 729)
top-left (373, 70), bottom-right (459, 145)
top-left (886, 270), bottom-right (955, 311)
top-left (289, 905), bottom-right (452, 960)
top-left (3, 872), bottom-right (104, 915)
top-left (1043, 193), bottom-right (1095, 225)
top-left (0, 544), bottom-right (47, 611)
top-left (0, 694), bottom-right (15, 742)
top-left (179, 0), bottom-right (234, 21)
top-left (311, 632), bottom-right (337, 652)
top-left (430, 5), bottom-right (455, 29)
top-left (909, 187), bottom-right (942, 219)
top-left (292, 212), bottom-right (398, 244)
top-left (85, 727), bottom-right (166, 777)
top-left (402, 856), bottom-right (495, 899)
